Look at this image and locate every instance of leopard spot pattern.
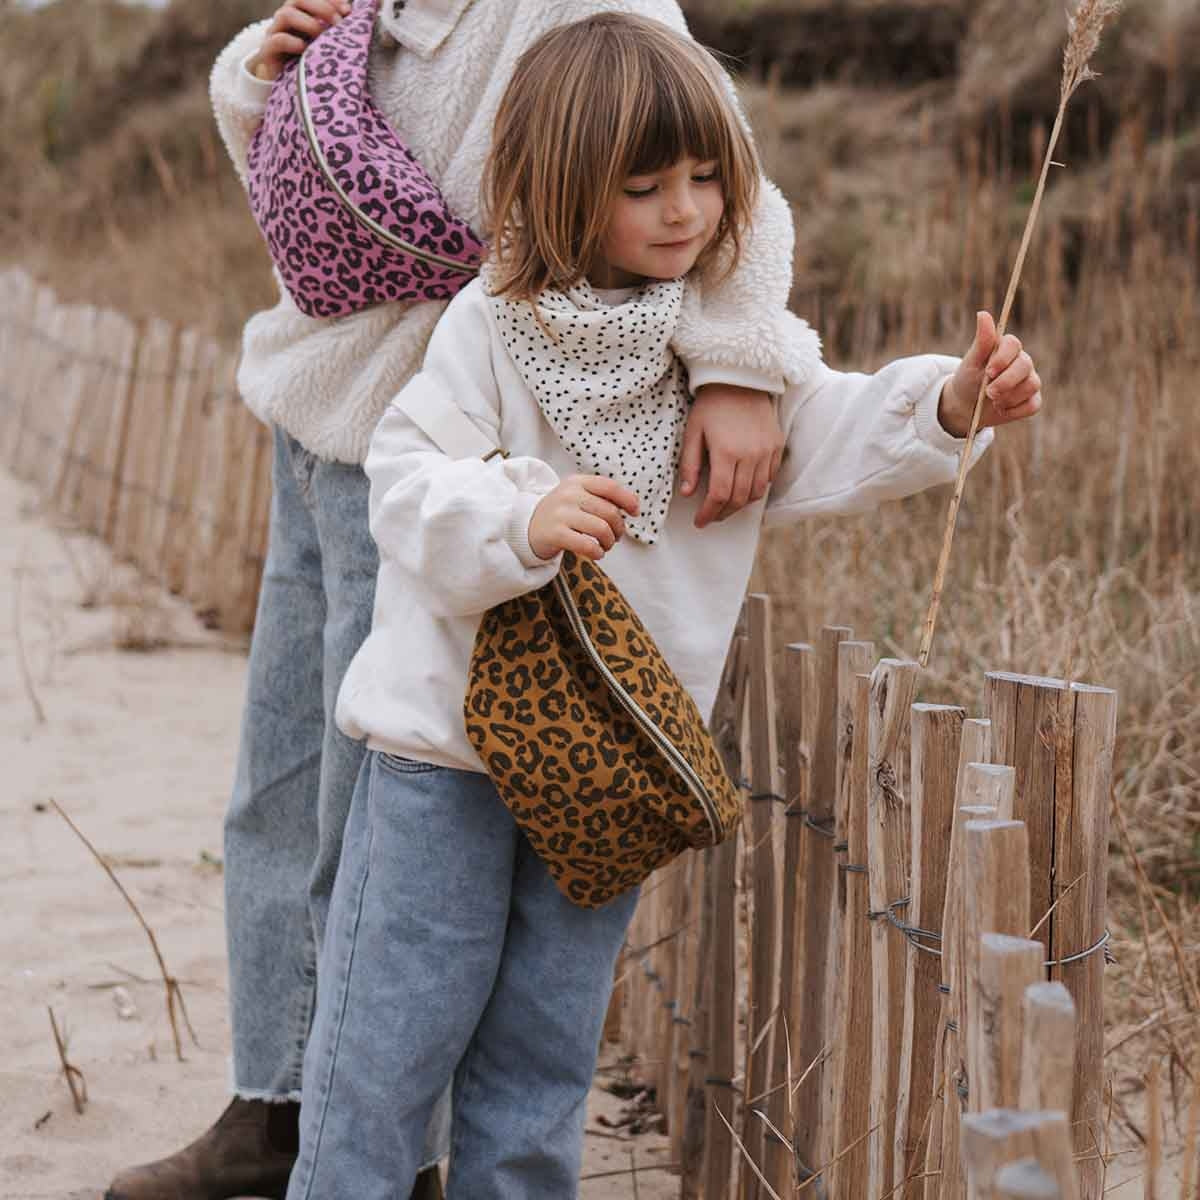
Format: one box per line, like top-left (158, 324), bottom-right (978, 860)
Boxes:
top-left (246, 0), bottom-right (484, 320)
top-left (466, 552), bottom-right (740, 909)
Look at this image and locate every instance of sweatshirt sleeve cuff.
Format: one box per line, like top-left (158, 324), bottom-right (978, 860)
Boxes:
top-left (687, 362), bottom-right (786, 397)
top-left (507, 491), bottom-right (561, 571)
top-left (912, 357), bottom-right (993, 461)
top-left (236, 51), bottom-right (276, 110)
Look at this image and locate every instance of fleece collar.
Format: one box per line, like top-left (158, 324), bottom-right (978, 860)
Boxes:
top-left (377, 0), bottom-right (475, 58)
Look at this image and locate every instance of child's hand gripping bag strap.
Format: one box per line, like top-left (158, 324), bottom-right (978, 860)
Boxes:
top-left (246, 0), bottom-right (484, 319)
top-left (393, 389), bottom-right (742, 910)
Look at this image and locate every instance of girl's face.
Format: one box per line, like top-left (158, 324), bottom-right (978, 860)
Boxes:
top-left (591, 156), bottom-right (725, 289)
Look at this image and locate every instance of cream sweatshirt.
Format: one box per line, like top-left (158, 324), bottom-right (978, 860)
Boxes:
top-left (209, 0), bottom-right (805, 463)
top-left (335, 280), bottom-right (991, 768)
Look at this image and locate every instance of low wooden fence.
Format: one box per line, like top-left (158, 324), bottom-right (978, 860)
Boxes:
top-left (613, 600), bottom-right (1118, 1200)
top-left (0, 268), bottom-right (269, 632)
top-left (1, 267), bottom-right (1119, 1198)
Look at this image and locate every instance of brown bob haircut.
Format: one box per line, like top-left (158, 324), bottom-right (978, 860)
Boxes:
top-left (482, 13), bottom-right (760, 301)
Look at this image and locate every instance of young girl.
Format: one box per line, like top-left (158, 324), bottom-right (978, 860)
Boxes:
top-left (289, 13), bottom-right (1042, 1198)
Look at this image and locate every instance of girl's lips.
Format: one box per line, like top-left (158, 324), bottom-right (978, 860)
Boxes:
top-left (654, 234), bottom-right (700, 248)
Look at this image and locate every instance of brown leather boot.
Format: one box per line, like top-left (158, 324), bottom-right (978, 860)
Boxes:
top-left (104, 1098), bottom-right (298, 1200)
top-left (105, 1097), bottom-right (445, 1199)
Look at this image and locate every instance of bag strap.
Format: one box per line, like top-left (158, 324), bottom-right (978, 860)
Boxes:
top-left (393, 388), bottom-right (505, 462)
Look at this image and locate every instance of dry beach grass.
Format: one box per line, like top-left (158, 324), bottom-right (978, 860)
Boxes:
top-left (1, 0), bottom-right (1198, 1191)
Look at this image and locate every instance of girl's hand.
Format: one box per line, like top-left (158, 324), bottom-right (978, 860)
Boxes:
top-left (529, 476), bottom-right (641, 562)
top-left (680, 384), bottom-right (785, 528)
top-left (939, 311), bottom-right (1044, 438)
top-left (250, 0), bottom-right (352, 82)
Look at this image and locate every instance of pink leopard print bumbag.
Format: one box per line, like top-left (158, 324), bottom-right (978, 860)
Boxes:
top-left (245, 0), bottom-right (484, 319)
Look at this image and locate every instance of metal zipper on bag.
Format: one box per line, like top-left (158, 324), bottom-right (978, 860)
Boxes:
top-left (297, 52), bottom-right (478, 276)
top-left (551, 574), bottom-right (722, 843)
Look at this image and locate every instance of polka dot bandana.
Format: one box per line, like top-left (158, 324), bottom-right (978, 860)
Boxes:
top-left (489, 278), bottom-right (689, 545)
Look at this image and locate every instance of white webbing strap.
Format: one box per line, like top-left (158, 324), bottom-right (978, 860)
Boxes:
top-left (393, 388), bottom-right (504, 461)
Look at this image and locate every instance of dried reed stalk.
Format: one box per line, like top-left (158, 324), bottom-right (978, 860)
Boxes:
top-left (47, 1007), bottom-right (87, 1114)
top-left (917, 0), bottom-right (1122, 667)
top-left (49, 799), bottom-right (197, 1061)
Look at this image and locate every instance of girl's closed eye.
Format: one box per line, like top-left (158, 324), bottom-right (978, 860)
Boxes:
top-left (624, 164), bottom-right (720, 198)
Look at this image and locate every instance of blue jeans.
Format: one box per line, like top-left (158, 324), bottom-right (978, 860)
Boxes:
top-left (224, 427), bottom-right (378, 1102)
top-left (285, 751), bottom-right (639, 1200)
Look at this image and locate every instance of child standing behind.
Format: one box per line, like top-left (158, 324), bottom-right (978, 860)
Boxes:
top-left (292, 14), bottom-right (1043, 1198)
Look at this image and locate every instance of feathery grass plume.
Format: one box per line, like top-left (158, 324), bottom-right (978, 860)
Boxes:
top-left (916, 0), bottom-right (1122, 668)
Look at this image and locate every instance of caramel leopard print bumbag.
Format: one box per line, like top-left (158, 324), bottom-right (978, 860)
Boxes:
top-left (392, 386), bottom-right (741, 909)
top-left (464, 550), bottom-right (740, 908)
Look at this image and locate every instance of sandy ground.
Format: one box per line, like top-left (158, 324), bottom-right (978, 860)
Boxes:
top-left (0, 471), bottom-right (673, 1200)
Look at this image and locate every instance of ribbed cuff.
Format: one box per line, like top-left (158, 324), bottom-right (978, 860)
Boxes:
top-left (687, 362), bottom-right (785, 398)
top-left (912, 360), bottom-right (995, 459)
top-left (236, 51), bottom-right (275, 110)
top-left (507, 491), bottom-right (561, 570)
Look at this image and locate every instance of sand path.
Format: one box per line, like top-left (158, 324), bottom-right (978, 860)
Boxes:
top-left (0, 471), bottom-right (671, 1199)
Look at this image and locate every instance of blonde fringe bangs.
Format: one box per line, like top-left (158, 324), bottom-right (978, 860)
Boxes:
top-left (482, 13), bottom-right (760, 301)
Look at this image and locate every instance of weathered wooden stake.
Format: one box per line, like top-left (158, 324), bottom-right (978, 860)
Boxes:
top-left (975, 934), bottom-right (1045, 1111)
top-left (794, 625), bottom-right (851, 1176)
top-left (742, 594), bottom-right (780, 1200)
top-left (704, 624), bottom-right (749, 1200)
top-left (964, 818), bottom-right (1030, 1114)
top-left (829, 672), bottom-right (874, 1199)
top-left (894, 702), bottom-right (964, 1196)
top-left (766, 642), bottom-right (815, 1197)
top-left (995, 1159), bottom-right (1062, 1199)
top-left (1019, 983), bottom-right (1076, 1114)
top-left (962, 1109), bottom-right (1076, 1200)
top-left (1055, 683), bottom-right (1117, 1200)
top-left (866, 658), bottom-right (919, 1199)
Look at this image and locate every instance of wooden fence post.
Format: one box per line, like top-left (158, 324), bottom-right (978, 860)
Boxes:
top-left (867, 658), bottom-right (919, 1199)
top-left (962, 1110), bottom-right (1077, 1200)
top-left (704, 620), bottom-right (749, 1200)
top-left (110, 318), bottom-right (174, 566)
top-left (1055, 684), bottom-right (1117, 1200)
top-left (185, 349), bottom-right (237, 621)
top-left (743, 594), bottom-right (780, 1199)
top-left (766, 641), bottom-right (816, 1198)
top-left (47, 305), bottom-right (98, 511)
top-left (894, 702), bottom-right (964, 1196)
top-left (5, 285), bottom-right (57, 471)
top-left (79, 310), bottom-right (138, 541)
top-left (794, 624), bottom-right (852, 1178)
top-left (987, 672), bottom-right (1118, 1200)
top-left (964, 818), bottom-right (1030, 1115)
top-left (154, 331), bottom-right (218, 595)
top-left (925, 719), bottom-right (993, 1200)
top-left (975, 934), bottom-right (1045, 1112)
top-left (0, 270), bottom-right (37, 456)
top-left (681, 846), bottom-right (713, 1199)
top-left (1019, 983), bottom-right (1076, 1113)
top-left (823, 638), bottom-right (875, 1186)
top-left (829, 671), bottom-right (874, 1199)
top-left (995, 1159), bottom-right (1061, 1199)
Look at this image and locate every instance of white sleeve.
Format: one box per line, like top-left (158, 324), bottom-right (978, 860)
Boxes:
top-left (764, 354), bottom-right (993, 523)
top-left (365, 289), bottom-right (563, 617)
top-left (209, 21), bottom-right (274, 188)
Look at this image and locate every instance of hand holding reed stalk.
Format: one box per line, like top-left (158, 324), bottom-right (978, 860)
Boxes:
top-left (917, 0), bottom-right (1122, 668)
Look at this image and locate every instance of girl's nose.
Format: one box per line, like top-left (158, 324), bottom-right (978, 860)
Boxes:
top-left (665, 186), bottom-right (700, 224)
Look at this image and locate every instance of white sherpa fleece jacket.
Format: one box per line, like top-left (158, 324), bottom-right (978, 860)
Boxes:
top-left (335, 279), bottom-right (991, 767)
top-left (211, 0), bottom-right (808, 463)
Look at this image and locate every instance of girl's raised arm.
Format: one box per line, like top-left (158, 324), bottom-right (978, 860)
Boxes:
top-left (764, 353), bottom-right (995, 523)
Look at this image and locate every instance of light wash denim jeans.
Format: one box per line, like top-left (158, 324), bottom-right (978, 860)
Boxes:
top-left (285, 750), bottom-right (639, 1200)
top-left (223, 427), bottom-right (379, 1103)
